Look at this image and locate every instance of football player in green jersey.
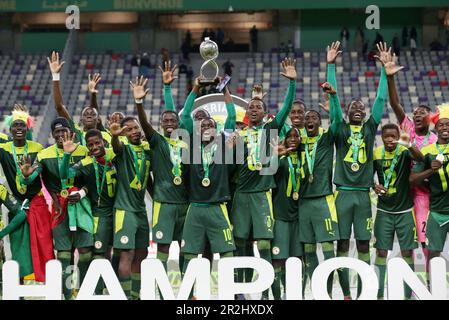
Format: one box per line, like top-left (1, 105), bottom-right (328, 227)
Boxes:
top-left (231, 57), bottom-right (297, 299)
top-left (373, 124), bottom-right (423, 299)
top-left (327, 41), bottom-right (389, 298)
top-left (47, 51), bottom-right (110, 146)
top-left (60, 129), bottom-right (117, 294)
top-left (270, 128), bottom-right (303, 299)
top-left (109, 81), bottom-right (152, 299)
top-left (133, 73), bottom-right (190, 281)
top-left (410, 104), bottom-right (449, 285)
top-left (19, 117), bottom-right (91, 300)
top-left (298, 79), bottom-right (343, 298)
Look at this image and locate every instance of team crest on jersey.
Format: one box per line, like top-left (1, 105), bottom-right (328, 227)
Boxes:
top-left (181, 239), bottom-right (185, 247)
top-left (156, 231), bottom-right (163, 239)
top-left (121, 236), bottom-right (129, 244)
top-left (272, 247), bottom-right (280, 255)
top-left (95, 241), bottom-right (103, 249)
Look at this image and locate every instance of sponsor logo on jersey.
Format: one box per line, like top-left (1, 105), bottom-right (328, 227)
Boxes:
top-left (121, 236), bottom-right (129, 244)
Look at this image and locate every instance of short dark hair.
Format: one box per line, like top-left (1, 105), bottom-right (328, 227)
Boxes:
top-left (193, 108), bottom-right (210, 120)
top-left (85, 129), bottom-right (103, 141)
top-left (292, 99), bottom-right (306, 110)
top-left (120, 116), bottom-right (138, 127)
top-left (161, 110), bottom-right (180, 122)
top-left (416, 104), bottom-right (432, 113)
top-left (381, 123), bottom-right (400, 135)
top-left (249, 98), bottom-right (267, 110)
top-left (200, 117), bottom-right (217, 128)
top-left (305, 110), bottom-right (321, 120)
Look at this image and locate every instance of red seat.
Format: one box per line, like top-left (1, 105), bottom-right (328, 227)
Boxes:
top-left (365, 71), bottom-right (374, 77)
top-left (236, 87), bottom-right (245, 95)
top-left (111, 53), bottom-right (120, 60)
top-left (440, 80), bottom-right (448, 87)
top-left (21, 85), bottom-right (30, 91)
top-left (112, 89), bottom-right (121, 95)
top-left (86, 63), bottom-right (94, 70)
top-left (428, 70), bottom-right (437, 77)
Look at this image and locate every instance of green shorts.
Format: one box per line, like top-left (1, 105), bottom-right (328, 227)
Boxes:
top-left (181, 203), bottom-right (235, 254)
top-left (231, 191), bottom-right (274, 240)
top-left (152, 202), bottom-right (188, 244)
top-left (53, 214), bottom-right (94, 251)
top-left (113, 208), bottom-right (150, 250)
top-left (374, 209), bottom-right (418, 251)
top-left (335, 189), bottom-right (373, 240)
top-left (426, 211), bottom-right (449, 252)
top-left (298, 194), bottom-right (339, 243)
top-left (93, 214), bottom-right (113, 254)
top-left (272, 219), bottom-right (303, 259)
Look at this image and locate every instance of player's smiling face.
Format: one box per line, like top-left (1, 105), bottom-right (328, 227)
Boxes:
top-left (10, 120), bottom-right (27, 141)
top-left (248, 99), bottom-right (265, 126)
top-left (348, 100), bottom-right (366, 125)
top-left (53, 127), bottom-right (70, 148)
top-left (285, 129), bottom-right (300, 150)
top-left (82, 107), bottom-right (99, 129)
top-left (436, 118), bottom-right (449, 142)
top-left (289, 103), bottom-right (305, 129)
top-left (161, 112), bottom-right (179, 137)
top-left (86, 135), bottom-right (106, 158)
top-left (304, 111), bottom-right (321, 136)
top-left (412, 106), bottom-right (430, 130)
top-left (123, 119), bottom-right (142, 145)
top-left (200, 118), bottom-right (216, 142)
top-left (382, 128), bottom-right (399, 152)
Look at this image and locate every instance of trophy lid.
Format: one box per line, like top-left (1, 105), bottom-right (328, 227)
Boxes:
top-left (200, 37), bottom-right (219, 60)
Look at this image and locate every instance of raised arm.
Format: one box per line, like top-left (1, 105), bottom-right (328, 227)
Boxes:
top-left (110, 122), bottom-right (126, 154)
top-left (60, 132), bottom-right (81, 180)
top-left (223, 85), bottom-right (236, 130)
top-left (88, 73), bottom-right (101, 111)
top-left (275, 57), bottom-right (297, 127)
top-left (326, 41), bottom-right (344, 127)
top-left (181, 77), bottom-right (201, 134)
top-left (47, 51), bottom-right (70, 120)
top-left (130, 76), bottom-right (155, 140)
top-left (396, 132), bottom-right (424, 162)
top-left (159, 60), bottom-right (178, 111)
top-left (371, 42), bottom-right (391, 124)
top-left (385, 52), bottom-right (406, 123)
top-left (19, 155), bottom-right (42, 185)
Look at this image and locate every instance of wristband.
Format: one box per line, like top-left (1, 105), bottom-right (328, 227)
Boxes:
top-left (135, 98), bottom-right (143, 104)
top-left (79, 188), bottom-right (87, 199)
top-left (52, 73), bottom-right (60, 81)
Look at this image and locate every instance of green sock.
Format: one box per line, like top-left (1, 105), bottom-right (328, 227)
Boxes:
top-left (403, 256), bottom-right (414, 299)
top-left (77, 251), bottom-right (92, 289)
top-left (57, 251), bottom-right (72, 300)
top-left (257, 240), bottom-right (272, 299)
top-left (131, 273), bottom-right (141, 300)
top-left (179, 254), bottom-right (185, 278)
top-left (374, 256), bottom-right (387, 299)
top-left (322, 242), bottom-right (336, 297)
top-left (357, 251), bottom-right (371, 298)
top-left (304, 244), bottom-right (318, 292)
top-left (336, 251), bottom-right (351, 297)
top-left (119, 276), bottom-right (132, 299)
top-left (244, 241), bottom-right (254, 282)
top-left (234, 239), bottom-right (246, 283)
top-left (112, 248), bottom-right (120, 277)
top-left (272, 265), bottom-right (282, 300)
top-left (93, 255), bottom-right (105, 295)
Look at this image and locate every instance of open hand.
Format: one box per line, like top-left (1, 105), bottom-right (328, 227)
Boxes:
top-left (88, 73), bottom-right (102, 93)
top-left (130, 75), bottom-right (149, 100)
top-left (158, 60), bottom-right (178, 85)
top-left (47, 51), bottom-right (65, 74)
top-left (252, 84), bottom-right (267, 100)
top-left (110, 122), bottom-right (127, 137)
top-left (327, 41), bottom-right (342, 64)
top-left (18, 155), bottom-right (37, 178)
top-left (280, 57), bottom-right (297, 80)
top-left (62, 132), bottom-right (80, 154)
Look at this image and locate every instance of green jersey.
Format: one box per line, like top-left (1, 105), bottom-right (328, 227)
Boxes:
top-left (186, 133), bottom-right (235, 203)
top-left (373, 145), bottom-right (414, 213)
top-left (0, 132), bottom-right (10, 143)
top-left (333, 117), bottom-right (378, 189)
top-left (272, 153), bottom-right (304, 221)
top-left (299, 128), bottom-right (336, 198)
top-left (413, 143), bottom-right (449, 214)
top-left (61, 148), bottom-right (117, 213)
top-left (23, 144), bottom-right (88, 194)
top-left (113, 141), bottom-right (151, 212)
top-left (148, 132), bottom-right (188, 204)
top-left (0, 141), bottom-right (43, 201)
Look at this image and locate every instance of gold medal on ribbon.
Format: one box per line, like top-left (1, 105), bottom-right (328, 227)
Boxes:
top-left (173, 176), bottom-right (182, 186)
top-left (19, 186), bottom-right (26, 194)
top-left (308, 175), bottom-right (314, 183)
top-left (255, 162), bottom-right (263, 171)
top-left (60, 189), bottom-right (69, 198)
top-left (292, 192), bottom-right (299, 200)
top-left (202, 177), bottom-right (211, 187)
top-left (136, 182), bottom-right (142, 191)
top-left (351, 162), bottom-right (360, 172)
